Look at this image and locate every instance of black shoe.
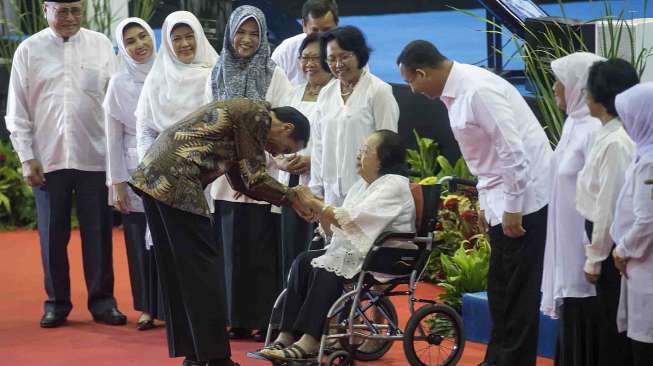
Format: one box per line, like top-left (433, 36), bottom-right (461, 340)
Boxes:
top-left (253, 330), bottom-right (266, 343)
top-left (478, 362), bottom-right (496, 366)
top-left (182, 358), bottom-right (206, 366)
top-left (40, 311), bottom-right (67, 328)
top-left (92, 307), bottom-right (127, 325)
top-left (207, 359), bottom-right (239, 366)
top-left (228, 328), bottom-right (252, 340)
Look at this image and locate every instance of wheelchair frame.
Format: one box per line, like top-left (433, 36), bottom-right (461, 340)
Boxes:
top-left (259, 176), bottom-right (477, 366)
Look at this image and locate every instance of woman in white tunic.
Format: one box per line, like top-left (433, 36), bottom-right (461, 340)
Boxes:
top-left (135, 11), bottom-right (218, 160)
top-left (277, 32), bottom-right (334, 285)
top-left (612, 82), bottom-right (653, 366)
top-left (260, 130), bottom-right (415, 361)
top-left (104, 17), bottom-right (162, 330)
top-left (309, 25), bottom-right (399, 208)
top-left (576, 58), bottom-right (639, 366)
top-left (540, 52), bottom-right (604, 366)
top-left (207, 5), bottom-right (292, 342)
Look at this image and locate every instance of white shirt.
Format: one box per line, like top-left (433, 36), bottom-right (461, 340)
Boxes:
top-left (210, 66), bottom-right (293, 204)
top-left (276, 81), bottom-right (332, 187)
top-left (576, 119), bottom-right (634, 274)
top-left (611, 153), bottom-right (653, 343)
top-left (5, 28), bottom-right (115, 172)
top-left (309, 70), bottom-right (399, 206)
top-left (272, 33), bottom-right (307, 86)
top-left (439, 62), bottom-right (552, 226)
top-left (311, 174), bottom-right (416, 279)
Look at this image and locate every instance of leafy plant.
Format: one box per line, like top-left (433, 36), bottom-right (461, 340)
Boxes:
top-left (406, 129), bottom-right (439, 181)
top-left (435, 155), bottom-right (475, 181)
top-left (0, 140), bottom-right (36, 230)
top-left (455, 0), bottom-right (652, 146)
top-left (0, 0), bottom-right (47, 72)
top-left (131, 0), bottom-right (157, 23)
top-left (437, 237), bottom-right (490, 311)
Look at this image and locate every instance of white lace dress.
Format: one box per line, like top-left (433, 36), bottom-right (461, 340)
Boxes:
top-left (310, 174), bottom-right (416, 279)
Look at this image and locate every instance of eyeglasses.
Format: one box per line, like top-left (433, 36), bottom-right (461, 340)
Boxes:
top-left (299, 55), bottom-right (321, 65)
top-left (51, 6), bottom-right (83, 18)
top-left (326, 52), bottom-right (355, 67)
top-left (358, 144), bottom-right (372, 157)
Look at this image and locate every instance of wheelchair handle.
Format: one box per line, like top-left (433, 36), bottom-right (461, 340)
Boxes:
top-left (438, 176), bottom-right (477, 193)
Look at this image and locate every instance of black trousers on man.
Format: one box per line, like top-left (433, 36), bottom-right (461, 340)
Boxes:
top-left (483, 206), bottom-right (547, 366)
top-left (140, 193), bottom-right (230, 361)
top-left (32, 169), bottom-right (115, 317)
top-left (280, 249), bottom-right (344, 339)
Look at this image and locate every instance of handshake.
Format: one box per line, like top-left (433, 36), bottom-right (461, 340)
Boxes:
top-left (288, 185), bottom-right (328, 223)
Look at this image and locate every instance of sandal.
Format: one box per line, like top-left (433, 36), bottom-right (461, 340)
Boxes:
top-left (275, 344), bottom-right (318, 362)
top-left (137, 318), bottom-right (155, 331)
top-left (258, 341), bottom-right (286, 353)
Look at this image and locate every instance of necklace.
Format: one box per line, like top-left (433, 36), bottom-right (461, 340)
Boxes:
top-left (340, 78), bottom-right (358, 96)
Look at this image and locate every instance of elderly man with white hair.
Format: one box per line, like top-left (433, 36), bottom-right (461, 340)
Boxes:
top-left (4, 0), bottom-right (123, 328)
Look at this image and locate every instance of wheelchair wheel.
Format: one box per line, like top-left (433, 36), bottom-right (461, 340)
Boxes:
top-left (338, 296), bottom-right (397, 361)
top-left (325, 350), bottom-right (355, 366)
top-left (403, 303), bottom-right (464, 366)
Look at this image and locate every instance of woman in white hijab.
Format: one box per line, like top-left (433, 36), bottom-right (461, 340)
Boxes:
top-left (135, 10), bottom-right (219, 159)
top-left (104, 17), bottom-right (163, 331)
top-left (612, 82), bottom-right (653, 366)
top-left (540, 52), bottom-right (605, 366)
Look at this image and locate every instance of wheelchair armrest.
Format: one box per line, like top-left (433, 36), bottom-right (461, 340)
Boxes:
top-left (361, 232), bottom-right (423, 275)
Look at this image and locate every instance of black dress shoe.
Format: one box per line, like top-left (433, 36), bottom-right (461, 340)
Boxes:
top-left (253, 330), bottom-right (266, 343)
top-left (181, 358), bottom-right (206, 366)
top-left (40, 311), bottom-right (67, 328)
top-left (207, 359), bottom-right (239, 366)
top-left (92, 307), bottom-right (127, 325)
top-left (477, 362), bottom-right (496, 366)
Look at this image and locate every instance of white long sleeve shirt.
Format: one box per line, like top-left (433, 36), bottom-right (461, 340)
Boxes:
top-left (439, 62), bottom-right (553, 226)
top-left (309, 70), bottom-right (399, 206)
top-left (272, 33), bottom-right (307, 86)
top-left (576, 119), bottom-right (634, 274)
top-left (611, 153), bottom-right (653, 343)
top-left (5, 28), bottom-right (115, 172)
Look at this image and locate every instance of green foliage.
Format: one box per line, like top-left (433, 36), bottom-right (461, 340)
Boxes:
top-left (0, 140), bottom-right (36, 230)
top-left (83, 0), bottom-right (117, 37)
top-left (406, 129), bottom-right (439, 181)
top-left (455, 0), bottom-right (652, 146)
top-left (131, 0), bottom-right (157, 23)
top-left (435, 155), bottom-right (474, 181)
top-left (437, 237), bottom-right (490, 311)
top-left (0, 0), bottom-right (48, 72)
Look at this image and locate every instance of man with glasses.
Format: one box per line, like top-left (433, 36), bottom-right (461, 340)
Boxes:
top-left (272, 0), bottom-right (339, 85)
top-left (5, 0), bottom-right (124, 328)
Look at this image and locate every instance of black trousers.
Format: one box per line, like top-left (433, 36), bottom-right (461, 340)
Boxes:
top-left (141, 194), bottom-right (230, 361)
top-left (280, 250), bottom-right (344, 339)
top-left (280, 205), bottom-right (315, 287)
top-left (215, 200), bottom-right (280, 330)
top-left (483, 206), bottom-right (548, 366)
top-left (122, 212), bottom-right (164, 319)
top-left (32, 169), bottom-right (115, 316)
top-left (632, 339), bottom-right (653, 366)
top-left (584, 220), bottom-right (633, 366)
top-left (555, 297), bottom-right (599, 366)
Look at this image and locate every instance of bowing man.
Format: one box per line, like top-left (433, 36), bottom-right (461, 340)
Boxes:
top-left (397, 40), bottom-right (553, 366)
top-left (130, 98), bottom-right (312, 366)
top-left (5, 0), bottom-right (124, 328)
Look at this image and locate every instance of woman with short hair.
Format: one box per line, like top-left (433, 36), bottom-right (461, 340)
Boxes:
top-left (310, 26), bottom-right (399, 209)
top-left (576, 58), bottom-right (639, 366)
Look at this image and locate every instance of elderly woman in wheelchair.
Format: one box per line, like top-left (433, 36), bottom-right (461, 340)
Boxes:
top-left (258, 129), bottom-right (416, 362)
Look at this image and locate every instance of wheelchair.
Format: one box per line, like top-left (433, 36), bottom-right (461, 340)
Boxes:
top-left (248, 176), bottom-right (477, 366)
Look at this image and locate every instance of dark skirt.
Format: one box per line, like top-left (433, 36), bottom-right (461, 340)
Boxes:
top-left (215, 200), bottom-right (281, 330)
top-left (555, 296), bottom-right (600, 366)
top-left (280, 205), bottom-right (315, 287)
top-left (122, 212), bottom-right (164, 320)
top-left (585, 220), bottom-right (633, 366)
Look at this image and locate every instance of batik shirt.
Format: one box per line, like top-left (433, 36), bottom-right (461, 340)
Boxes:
top-left (131, 98), bottom-right (294, 217)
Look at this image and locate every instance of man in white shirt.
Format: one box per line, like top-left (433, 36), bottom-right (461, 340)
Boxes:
top-left (271, 0), bottom-right (338, 85)
top-left (397, 40), bottom-right (553, 366)
top-left (4, 0), bottom-right (124, 328)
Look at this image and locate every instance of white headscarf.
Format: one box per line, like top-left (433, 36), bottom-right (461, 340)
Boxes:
top-left (616, 82), bottom-right (653, 157)
top-left (551, 52), bottom-right (606, 118)
top-left (135, 11), bottom-right (219, 132)
top-left (104, 17), bottom-right (156, 125)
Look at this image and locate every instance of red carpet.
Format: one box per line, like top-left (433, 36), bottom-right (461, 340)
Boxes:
top-left (0, 228), bottom-right (553, 366)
